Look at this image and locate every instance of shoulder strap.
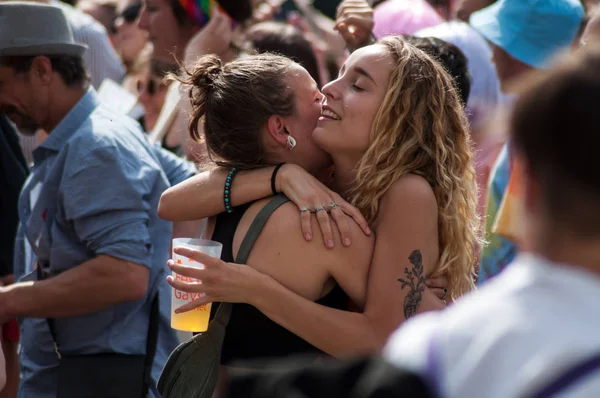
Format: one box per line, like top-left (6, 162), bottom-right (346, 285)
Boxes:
top-left (236, 194), bottom-right (290, 264)
top-left (213, 194), bottom-right (290, 326)
top-left (529, 352), bottom-right (600, 398)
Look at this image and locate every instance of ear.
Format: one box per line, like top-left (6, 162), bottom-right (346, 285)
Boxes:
top-left (265, 114), bottom-right (288, 148)
top-left (30, 56), bottom-right (54, 86)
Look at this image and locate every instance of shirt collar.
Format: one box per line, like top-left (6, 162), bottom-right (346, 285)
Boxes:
top-left (38, 87), bottom-right (100, 154)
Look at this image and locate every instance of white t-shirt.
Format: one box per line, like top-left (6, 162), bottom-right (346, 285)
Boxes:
top-left (384, 254), bottom-right (600, 398)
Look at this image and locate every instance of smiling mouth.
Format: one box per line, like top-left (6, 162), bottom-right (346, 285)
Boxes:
top-left (320, 109), bottom-right (341, 120)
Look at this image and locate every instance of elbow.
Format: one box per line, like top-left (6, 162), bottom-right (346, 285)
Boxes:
top-left (158, 188), bottom-right (177, 221)
top-left (358, 323), bottom-right (388, 356)
top-left (333, 323), bottom-right (384, 358)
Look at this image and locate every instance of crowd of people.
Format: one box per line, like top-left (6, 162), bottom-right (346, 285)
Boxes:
top-left (0, 0), bottom-right (598, 397)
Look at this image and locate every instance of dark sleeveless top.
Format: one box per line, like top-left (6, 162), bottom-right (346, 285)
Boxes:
top-left (209, 198), bottom-right (348, 366)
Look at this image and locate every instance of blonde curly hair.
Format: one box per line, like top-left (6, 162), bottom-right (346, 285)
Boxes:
top-left (348, 36), bottom-right (481, 298)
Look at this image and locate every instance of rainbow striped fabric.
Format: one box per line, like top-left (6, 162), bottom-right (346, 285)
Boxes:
top-left (177, 0), bottom-right (222, 27)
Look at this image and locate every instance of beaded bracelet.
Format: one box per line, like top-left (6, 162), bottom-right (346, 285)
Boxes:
top-left (224, 167), bottom-right (238, 213)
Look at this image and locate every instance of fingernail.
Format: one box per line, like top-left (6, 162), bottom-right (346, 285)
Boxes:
top-left (327, 240), bottom-right (334, 248)
top-left (305, 233), bottom-right (312, 240)
top-left (344, 238), bottom-right (351, 246)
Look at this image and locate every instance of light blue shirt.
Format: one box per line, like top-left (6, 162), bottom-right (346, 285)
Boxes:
top-left (13, 88), bottom-right (188, 398)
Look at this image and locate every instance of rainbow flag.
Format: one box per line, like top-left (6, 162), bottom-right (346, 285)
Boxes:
top-left (178, 0), bottom-right (230, 27)
top-left (492, 159), bottom-right (525, 244)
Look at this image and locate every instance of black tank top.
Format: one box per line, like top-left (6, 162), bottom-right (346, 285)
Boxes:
top-left (210, 199), bottom-right (348, 366)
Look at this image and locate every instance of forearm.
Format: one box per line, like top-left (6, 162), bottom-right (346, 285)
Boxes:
top-left (2, 255), bottom-right (147, 319)
top-left (252, 274), bottom-right (381, 357)
top-left (172, 220), bottom-right (205, 239)
top-left (158, 166), bottom-right (275, 222)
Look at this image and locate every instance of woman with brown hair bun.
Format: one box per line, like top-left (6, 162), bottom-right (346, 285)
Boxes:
top-left (160, 36), bottom-right (481, 357)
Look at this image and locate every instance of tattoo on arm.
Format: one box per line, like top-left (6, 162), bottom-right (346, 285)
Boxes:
top-left (397, 250), bottom-right (427, 318)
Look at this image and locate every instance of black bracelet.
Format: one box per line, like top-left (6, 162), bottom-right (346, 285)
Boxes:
top-left (224, 167), bottom-right (238, 213)
top-left (271, 163), bottom-right (285, 196)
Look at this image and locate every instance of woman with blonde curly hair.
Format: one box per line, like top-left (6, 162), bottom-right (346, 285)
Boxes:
top-left (159, 35), bottom-right (480, 356)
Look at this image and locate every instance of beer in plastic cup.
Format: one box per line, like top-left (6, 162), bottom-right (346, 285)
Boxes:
top-left (170, 238), bottom-right (223, 332)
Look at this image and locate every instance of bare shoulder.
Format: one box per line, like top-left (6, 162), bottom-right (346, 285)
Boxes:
top-left (379, 174), bottom-right (437, 217)
top-left (233, 197), bottom-right (374, 304)
top-left (236, 198), bottom-right (373, 254)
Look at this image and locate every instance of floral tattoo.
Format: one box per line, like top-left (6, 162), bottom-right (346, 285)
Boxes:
top-left (397, 250), bottom-right (426, 318)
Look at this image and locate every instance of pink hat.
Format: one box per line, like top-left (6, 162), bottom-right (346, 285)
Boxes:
top-left (373, 0), bottom-right (443, 38)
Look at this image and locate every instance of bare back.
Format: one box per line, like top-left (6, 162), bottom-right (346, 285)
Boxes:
top-left (233, 197), bottom-right (374, 309)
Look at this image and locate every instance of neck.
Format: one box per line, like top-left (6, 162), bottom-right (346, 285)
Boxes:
top-left (331, 154), bottom-right (360, 198)
top-left (43, 85), bottom-right (87, 133)
top-left (529, 222), bottom-right (600, 275)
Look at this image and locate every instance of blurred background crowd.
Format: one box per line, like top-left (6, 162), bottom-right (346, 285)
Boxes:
top-left (1, 0), bottom-right (599, 397)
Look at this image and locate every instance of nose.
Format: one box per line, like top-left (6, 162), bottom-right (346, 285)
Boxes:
top-left (317, 91), bottom-right (325, 103)
top-left (321, 79), bottom-right (340, 101)
top-left (137, 6), bottom-right (149, 31)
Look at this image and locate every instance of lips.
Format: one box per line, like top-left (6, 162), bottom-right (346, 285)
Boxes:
top-left (320, 105), bottom-right (341, 120)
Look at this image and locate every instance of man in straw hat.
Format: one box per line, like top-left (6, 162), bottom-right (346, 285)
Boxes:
top-left (0, 2), bottom-right (186, 396)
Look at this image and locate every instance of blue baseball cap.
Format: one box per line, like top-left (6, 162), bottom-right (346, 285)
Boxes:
top-left (470, 0), bottom-right (584, 69)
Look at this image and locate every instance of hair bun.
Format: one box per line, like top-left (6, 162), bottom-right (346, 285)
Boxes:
top-left (191, 55), bottom-right (223, 90)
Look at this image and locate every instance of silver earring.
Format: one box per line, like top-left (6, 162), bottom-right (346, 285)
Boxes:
top-left (286, 135), bottom-right (296, 150)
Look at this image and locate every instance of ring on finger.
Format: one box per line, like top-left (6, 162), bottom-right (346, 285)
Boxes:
top-left (314, 205), bottom-right (326, 213)
top-left (328, 202), bottom-right (338, 211)
top-left (300, 207), bottom-right (311, 213)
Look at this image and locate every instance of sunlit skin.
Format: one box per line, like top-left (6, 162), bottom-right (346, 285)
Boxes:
top-left (314, 45), bottom-right (393, 169)
top-left (275, 64), bottom-right (332, 177)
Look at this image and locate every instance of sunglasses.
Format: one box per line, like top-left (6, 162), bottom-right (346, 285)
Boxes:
top-left (111, 3), bottom-right (142, 33)
top-left (120, 3), bottom-right (142, 23)
top-left (137, 77), bottom-right (167, 97)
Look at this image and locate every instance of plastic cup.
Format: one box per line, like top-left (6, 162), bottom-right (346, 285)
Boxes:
top-left (170, 238), bottom-right (223, 332)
